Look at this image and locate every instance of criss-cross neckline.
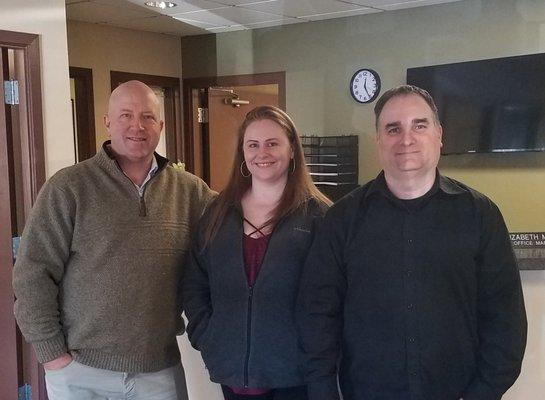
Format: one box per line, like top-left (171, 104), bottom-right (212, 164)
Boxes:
top-left (243, 218), bottom-right (270, 238)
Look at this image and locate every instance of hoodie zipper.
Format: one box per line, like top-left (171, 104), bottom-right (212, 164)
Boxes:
top-left (239, 216), bottom-right (286, 388)
top-left (244, 285), bottom-right (254, 387)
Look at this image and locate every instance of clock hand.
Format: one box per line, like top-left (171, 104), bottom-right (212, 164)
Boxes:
top-left (363, 78), bottom-right (370, 96)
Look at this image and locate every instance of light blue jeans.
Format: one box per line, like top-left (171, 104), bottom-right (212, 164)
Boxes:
top-left (44, 360), bottom-right (188, 400)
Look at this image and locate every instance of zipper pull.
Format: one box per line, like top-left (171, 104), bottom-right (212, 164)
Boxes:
top-left (139, 195), bottom-right (147, 217)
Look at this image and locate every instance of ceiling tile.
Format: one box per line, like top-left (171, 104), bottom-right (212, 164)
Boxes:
top-left (380, 0), bottom-right (463, 11)
top-left (303, 7), bottom-right (380, 21)
top-left (132, 0), bottom-right (228, 15)
top-left (110, 14), bottom-right (206, 35)
top-left (207, 24), bottom-right (248, 33)
top-left (338, 0), bottom-right (461, 10)
top-left (174, 14), bottom-right (234, 28)
top-left (244, 17), bottom-right (303, 28)
top-left (67, 0), bottom-right (464, 36)
top-left (174, 6), bottom-right (293, 26)
top-left (208, 0), bottom-right (277, 5)
top-left (174, 16), bottom-right (224, 28)
top-left (241, 0), bottom-right (366, 18)
top-left (204, 15), bottom-right (301, 32)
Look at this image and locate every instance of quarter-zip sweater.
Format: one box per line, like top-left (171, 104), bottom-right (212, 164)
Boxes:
top-left (13, 143), bottom-right (214, 372)
top-left (184, 199), bottom-right (327, 389)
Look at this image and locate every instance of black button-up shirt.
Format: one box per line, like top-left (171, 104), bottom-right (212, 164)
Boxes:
top-left (297, 171), bottom-right (527, 400)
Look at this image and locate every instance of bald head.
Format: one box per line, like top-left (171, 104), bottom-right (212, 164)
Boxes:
top-left (108, 80), bottom-right (160, 116)
top-left (104, 80), bottom-right (164, 169)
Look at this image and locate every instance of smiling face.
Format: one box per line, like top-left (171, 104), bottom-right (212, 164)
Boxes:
top-left (104, 81), bottom-right (163, 166)
top-left (376, 93), bottom-right (442, 182)
top-left (243, 119), bottom-right (294, 185)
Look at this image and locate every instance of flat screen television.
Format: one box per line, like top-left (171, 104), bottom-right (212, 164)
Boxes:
top-left (406, 54), bottom-right (545, 154)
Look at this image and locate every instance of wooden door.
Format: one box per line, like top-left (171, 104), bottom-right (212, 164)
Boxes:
top-left (0, 29), bottom-right (46, 400)
top-left (207, 84), bottom-right (280, 191)
top-left (0, 44), bottom-right (19, 400)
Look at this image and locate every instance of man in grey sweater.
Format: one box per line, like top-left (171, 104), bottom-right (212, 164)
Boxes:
top-left (13, 80), bottom-right (214, 399)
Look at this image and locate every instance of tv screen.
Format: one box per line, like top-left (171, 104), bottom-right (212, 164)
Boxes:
top-left (407, 54), bottom-right (545, 154)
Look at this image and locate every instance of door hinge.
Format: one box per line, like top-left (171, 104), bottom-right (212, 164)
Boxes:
top-left (4, 80), bottom-right (20, 105)
top-left (18, 384), bottom-right (32, 400)
top-left (197, 107), bottom-right (208, 123)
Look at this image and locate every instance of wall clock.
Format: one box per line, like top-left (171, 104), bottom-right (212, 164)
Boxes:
top-left (350, 68), bottom-right (381, 104)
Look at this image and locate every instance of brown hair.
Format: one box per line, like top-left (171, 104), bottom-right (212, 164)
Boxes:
top-left (373, 85), bottom-right (440, 129)
top-left (203, 105), bottom-right (331, 246)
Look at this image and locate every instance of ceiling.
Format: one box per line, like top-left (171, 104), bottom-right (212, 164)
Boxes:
top-left (66, 0), bottom-right (462, 36)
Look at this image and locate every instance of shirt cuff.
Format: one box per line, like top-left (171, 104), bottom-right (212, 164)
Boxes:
top-left (463, 378), bottom-right (502, 400)
top-left (32, 333), bottom-right (67, 363)
top-left (307, 376), bottom-right (340, 400)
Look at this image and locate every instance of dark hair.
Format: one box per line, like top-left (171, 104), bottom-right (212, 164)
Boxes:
top-left (373, 85), bottom-right (440, 129)
top-left (203, 105), bottom-right (331, 246)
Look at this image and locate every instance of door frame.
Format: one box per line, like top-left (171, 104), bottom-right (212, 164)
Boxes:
top-left (69, 66), bottom-right (96, 162)
top-left (0, 29), bottom-right (46, 400)
top-left (182, 71), bottom-right (286, 174)
top-left (111, 70), bottom-right (182, 162)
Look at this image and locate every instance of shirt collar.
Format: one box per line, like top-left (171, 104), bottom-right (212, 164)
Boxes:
top-left (136, 155), bottom-right (158, 191)
top-left (365, 169), bottom-right (465, 201)
top-left (101, 142), bottom-right (159, 193)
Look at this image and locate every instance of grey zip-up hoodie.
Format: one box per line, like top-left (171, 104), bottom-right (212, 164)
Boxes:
top-left (184, 198), bottom-right (327, 388)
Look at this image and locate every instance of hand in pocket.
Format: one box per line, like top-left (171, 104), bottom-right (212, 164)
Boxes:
top-left (43, 353), bottom-right (73, 371)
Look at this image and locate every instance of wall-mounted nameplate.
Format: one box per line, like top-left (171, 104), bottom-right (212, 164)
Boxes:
top-left (510, 232), bottom-right (545, 270)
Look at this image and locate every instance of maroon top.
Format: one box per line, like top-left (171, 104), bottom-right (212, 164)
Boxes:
top-left (243, 233), bottom-right (270, 286)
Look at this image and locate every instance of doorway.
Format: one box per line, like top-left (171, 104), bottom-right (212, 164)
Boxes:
top-left (0, 29), bottom-right (46, 400)
top-left (69, 66), bottom-right (96, 163)
top-left (183, 72), bottom-right (285, 191)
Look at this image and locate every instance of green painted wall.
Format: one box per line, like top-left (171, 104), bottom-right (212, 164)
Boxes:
top-left (182, 0), bottom-right (545, 232)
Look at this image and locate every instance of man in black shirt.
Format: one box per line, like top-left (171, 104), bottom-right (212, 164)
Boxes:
top-left (297, 85), bottom-right (527, 400)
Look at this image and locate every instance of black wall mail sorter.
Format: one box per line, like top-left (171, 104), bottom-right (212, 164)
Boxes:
top-left (301, 135), bottom-right (359, 202)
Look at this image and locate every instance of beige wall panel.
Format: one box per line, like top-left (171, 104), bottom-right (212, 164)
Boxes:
top-left (67, 20), bottom-right (182, 149)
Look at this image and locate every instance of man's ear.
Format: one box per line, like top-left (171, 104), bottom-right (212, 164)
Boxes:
top-left (104, 114), bottom-right (111, 136)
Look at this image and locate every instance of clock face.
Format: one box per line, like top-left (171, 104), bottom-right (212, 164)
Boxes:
top-left (350, 69), bottom-right (381, 104)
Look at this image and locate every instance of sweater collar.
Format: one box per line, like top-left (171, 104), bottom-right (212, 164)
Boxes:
top-left (98, 140), bottom-right (170, 173)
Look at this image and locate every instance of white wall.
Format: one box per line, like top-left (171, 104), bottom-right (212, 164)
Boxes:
top-left (0, 0), bottom-right (74, 177)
